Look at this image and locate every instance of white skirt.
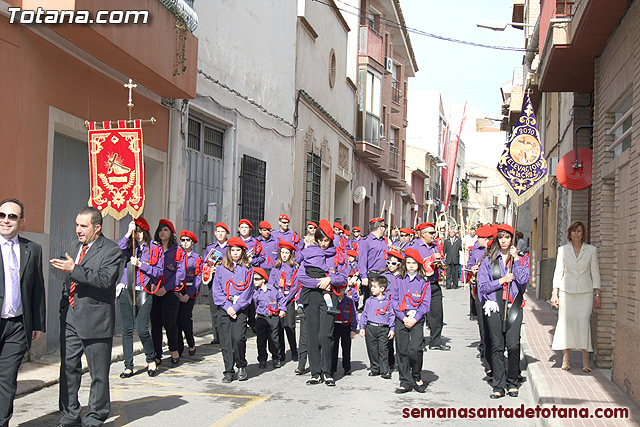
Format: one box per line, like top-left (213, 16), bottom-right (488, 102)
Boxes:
top-left (552, 290), bottom-right (593, 351)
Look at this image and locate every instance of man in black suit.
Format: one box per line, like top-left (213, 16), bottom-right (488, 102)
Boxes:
top-left (50, 206), bottom-right (122, 427)
top-left (0, 198), bottom-right (46, 427)
top-left (443, 229), bottom-right (462, 289)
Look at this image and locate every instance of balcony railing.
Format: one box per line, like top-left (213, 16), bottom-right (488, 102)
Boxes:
top-left (389, 145), bottom-right (400, 172)
top-left (158, 0), bottom-right (198, 31)
top-left (554, 0), bottom-right (576, 18)
top-left (359, 25), bottom-right (384, 65)
top-left (391, 78), bottom-right (401, 104)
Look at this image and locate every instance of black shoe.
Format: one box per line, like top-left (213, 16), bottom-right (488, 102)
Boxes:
top-left (119, 370), bottom-right (134, 378)
top-left (414, 381), bottom-right (427, 393)
top-left (368, 372), bottom-right (380, 376)
top-left (343, 370), bottom-right (351, 376)
top-left (395, 386), bottom-right (411, 394)
top-left (210, 339), bottom-right (220, 345)
top-left (188, 348), bottom-right (196, 356)
top-left (306, 375), bottom-right (323, 385)
top-left (381, 372), bottom-right (392, 379)
top-left (171, 357), bottom-right (180, 365)
top-left (490, 390), bottom-right (505, 399)
top-left (469, 315), bottom-right (477, 321)
top-left (273, 360), bottom-right (281, 369)
top-left (238, 367), bottom-right (248, 381)
top-left (292, 354), bottom-right (299, 362)
top-left (325, 376), bottom-right (336, 386)
top-left (147, 368), bottom-right (158, 377)
top-left (327, 306), bottom-right (341, 315)
top-left (508, 389), bottom-right (519, 397)
top-left (259, 361), bottom-right (267, 369)
top-left (429, 344), bottom-right (451, 351)
top-left (295, 368), bottom-right (305, 375)
top-left (222, 374), bottom-right (234, 383)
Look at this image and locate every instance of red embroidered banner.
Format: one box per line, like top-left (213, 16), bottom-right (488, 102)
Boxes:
top-left (87, 120), bottom-right (145, 219)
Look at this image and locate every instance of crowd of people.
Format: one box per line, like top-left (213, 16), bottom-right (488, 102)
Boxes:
top-left (2, 196), bottom-right (546, 426)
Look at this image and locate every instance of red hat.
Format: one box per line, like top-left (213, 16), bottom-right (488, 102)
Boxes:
top-left (415, 222), bottom-right (435, 231)
top-left (353, 226), bottom-right (361, 232)
top-left (475, 225), bottom-right (494, 239)
top-left (258, 221), bottom-right (272, 230)
top-left (279, 214), bottom-right (290, 222)
top-left (318, 219), bottom-right (335, 241)
top-left (307, 221), bottom-right (318, 228)
top-left (386, 249), bottom-right (405, 261)
top-left (253, 267), bottom-right (269, 281)
top-left (404, 248), bottom-right (423, 265)
top-left (497, 224), bottom-right (514, 235)
top-left (346, 249), bottom-right (358, 257)
top-left (159, 219), bottom-right (175, 234)
top-left (239, 219), bottom-right (253, 229)
top-left (216, 222), bottom-right (230, 234)
top-left (399, 227), bottom-right (415, 235)
top-left (369, 217), bottom-right (385, 224)
top-left (278, 240), bottom-right (296, 252)
top-left (180, 230), bottom-right (198, 244)
top-left (227, 236), bottom-right (248, 250)
top-left (344, 229), bottom-right (351, 237)
top-left (135, 217), bottom-right (150, 232)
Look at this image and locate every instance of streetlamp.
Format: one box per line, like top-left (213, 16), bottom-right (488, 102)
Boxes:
top-left (476, 21), bottom-right (535, 31)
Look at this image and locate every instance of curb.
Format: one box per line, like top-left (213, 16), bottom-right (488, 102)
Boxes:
top-left (16, 324), bottom-right (212, 398)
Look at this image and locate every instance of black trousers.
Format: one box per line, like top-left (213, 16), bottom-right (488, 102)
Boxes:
top-left (278, 300), bottom-right (297, 360)
top-left (362, 271), bottom-right (379, 306)
top-left (486, 308), bottom-right (523, 392)
top-left (118, 291), bottom-right (155, 369)
top-left (0, 317), bottom-right (28, 427)
top-left (470, 285), bottom-right (478, 317)
top-left (302, 287), bottom-right (335, 376)
top-left (427, 282), bottom-right (444, 346)
top-left (207, 285), bottom-right (220, 341)
top-left (388, 336), bottom-right (395, 368)
top-left (150, 291), bottom-right (181, 358)
top-left (331, 323), bottom-right (352, 373)
top-left (474, 296), bottom-right (493, 373)
top-left (365, 323), bottom-right (390, 375)
top-left (297, 315), bottom-right (308, 370)
top-left (177, 297), bottom-right (196, 355)
top-left (59, 307), bottom-right (113, 427)
top-left (216, 305), bottom-right (248, 375)
top-left (395, 317), bottom-right (425, 388)
top-left (256, 314), bottom-right (280, 362)
top-left (446, 263), bottom-right (459, 288)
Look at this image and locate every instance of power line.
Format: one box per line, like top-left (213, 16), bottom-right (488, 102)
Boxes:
top-left (314, 0), bottom-right (533, 52)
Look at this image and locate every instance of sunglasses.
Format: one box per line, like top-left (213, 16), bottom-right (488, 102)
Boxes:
top-left (180, 238), bottom-right (192, 242)
top-left (387, 260), bottom-right (401, 267)
top-left (0, 212), bottom-right (20, 221)
top-left (400, 233), bottom-right (409, 238)
top-left (254, 276), bottom-right (265, 281)
top-left (427, 231), bottom-right (437, 235)
top-left (307, 226), bottom-right (317, 230)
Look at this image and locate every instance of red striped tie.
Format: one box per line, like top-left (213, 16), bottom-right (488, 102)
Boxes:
top-left (69, 244), bottom-right (89, 308)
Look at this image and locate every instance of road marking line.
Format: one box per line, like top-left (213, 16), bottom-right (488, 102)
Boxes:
top-left (210, 396), bottom-right (269, 427)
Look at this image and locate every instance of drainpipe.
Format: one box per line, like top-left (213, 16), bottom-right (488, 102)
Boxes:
top-left (524, 15), bottom-right (540, 74)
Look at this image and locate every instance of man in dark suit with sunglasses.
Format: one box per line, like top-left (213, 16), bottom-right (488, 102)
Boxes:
top-left (0, 198), bottom-right (46, 427)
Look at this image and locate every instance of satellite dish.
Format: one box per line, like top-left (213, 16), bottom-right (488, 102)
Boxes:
top-left (353, 186), bottom-right (366, 204)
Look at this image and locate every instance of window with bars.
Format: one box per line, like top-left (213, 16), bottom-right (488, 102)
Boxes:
top-left (306, 153), bottom-right (321, 224)
top-left (240, 155), bottom-right (266, 236)
top-left (187, 117), bottom-right (224, 159)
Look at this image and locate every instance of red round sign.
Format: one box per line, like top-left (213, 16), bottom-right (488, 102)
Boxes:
top-left (557, 148), bottom-right (592, 190)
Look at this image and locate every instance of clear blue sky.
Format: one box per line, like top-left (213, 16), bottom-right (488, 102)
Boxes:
top-left (401, 0), bottom-right (525, 116)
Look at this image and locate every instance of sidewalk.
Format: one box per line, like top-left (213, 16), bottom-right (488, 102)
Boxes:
top-left (15, 304), bottom-right (213, 397)
top-left (521, 296), bottom-right (640, 426)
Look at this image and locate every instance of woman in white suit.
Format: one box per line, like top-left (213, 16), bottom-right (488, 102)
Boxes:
top-left (550, 221), bottom-right (602, 372)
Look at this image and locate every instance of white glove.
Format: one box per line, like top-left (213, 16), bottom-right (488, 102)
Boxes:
top-left (116, 283), bottom-right (126, 297)
top-left (483, 300), bottom-right (499, 316)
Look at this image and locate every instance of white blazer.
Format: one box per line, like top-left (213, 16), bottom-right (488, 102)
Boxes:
top-left (552, 243), bottom-right (601, 293)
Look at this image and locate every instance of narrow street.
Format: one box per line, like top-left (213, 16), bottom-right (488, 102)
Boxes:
top-left (12, 287), bottom-right (534, 426)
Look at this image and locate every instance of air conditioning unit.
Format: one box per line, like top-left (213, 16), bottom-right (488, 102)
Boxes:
top-left (385, 57), bottom-right (393, 73)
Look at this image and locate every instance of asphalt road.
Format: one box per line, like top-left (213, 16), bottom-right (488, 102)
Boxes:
top-left (12, 286), bottom-right (536, 426)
